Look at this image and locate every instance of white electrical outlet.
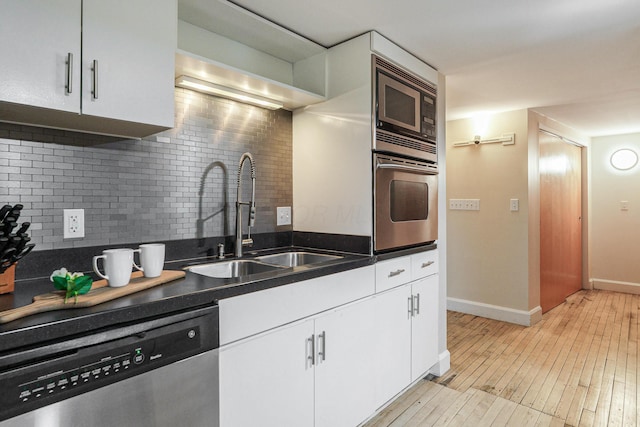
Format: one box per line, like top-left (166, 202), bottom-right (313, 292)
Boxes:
top-left (277, 206), bottom-right (292, 226)
top-left (510, 199), bottom-right (519, 212)
top-left (64, 209), bottom-right (85, 239)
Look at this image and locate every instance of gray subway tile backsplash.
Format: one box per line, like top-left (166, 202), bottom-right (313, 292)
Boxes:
top-left (0, 88), bottom-right (293, 253)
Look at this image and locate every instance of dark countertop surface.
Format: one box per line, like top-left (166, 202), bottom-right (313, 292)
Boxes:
top-left (0, 243), bottom-right (436, 353)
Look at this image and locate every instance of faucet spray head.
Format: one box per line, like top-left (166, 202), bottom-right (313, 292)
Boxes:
top-left (248, 203), bottom-right (256, 227)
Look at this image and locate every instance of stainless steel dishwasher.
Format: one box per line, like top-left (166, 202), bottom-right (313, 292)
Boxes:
top-left (0, 305), bottom-right (219, 427)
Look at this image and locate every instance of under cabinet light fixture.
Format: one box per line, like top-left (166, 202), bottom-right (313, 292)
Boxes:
top-left (453, 133), bottom-right (515, 147)
top-left (175, 75), bottom-right (283, 110)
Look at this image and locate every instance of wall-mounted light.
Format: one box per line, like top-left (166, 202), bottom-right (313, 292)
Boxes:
top-left (453, 133), bottom-right (515, 147)
top-left (175, 76), bottom-right (283, 110)
top-left (610, 148), bottom-right (638, 170)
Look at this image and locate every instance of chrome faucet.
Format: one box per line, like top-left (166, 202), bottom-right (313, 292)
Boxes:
top-left (235, 152), bottom-right (256, 257)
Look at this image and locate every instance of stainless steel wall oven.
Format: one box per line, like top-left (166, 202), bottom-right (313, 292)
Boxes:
top-left (374, 153), bottom-right (438, 252)
top-left (373, 55), bottom-right (438, 253)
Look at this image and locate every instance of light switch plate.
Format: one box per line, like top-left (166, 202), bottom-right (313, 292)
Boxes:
top-left (277, 206), bottom-right (291, 226)
top-left (449, 199), bottom-right (480, 211)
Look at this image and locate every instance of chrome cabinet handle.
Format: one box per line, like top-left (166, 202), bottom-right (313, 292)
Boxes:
top-left (389, 268), bottom-right (405, 278)
top-left (317, 331), bottom-right (326, 363)
top-left (65, 53), bottom-right (73, 94)
top-left (421, 261), bottom-right (434, 269)
top-left (91, 60), bottom-right (99, 99)
top-left (414, 293), bottom-right (421, 316)
top-left (408, 296), bottom-right (413, 318)
top-left (307, 334), bottom-right (315, 367)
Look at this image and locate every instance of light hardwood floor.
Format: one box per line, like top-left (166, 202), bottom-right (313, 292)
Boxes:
top-left (365, 289), bottom-right (638, 426)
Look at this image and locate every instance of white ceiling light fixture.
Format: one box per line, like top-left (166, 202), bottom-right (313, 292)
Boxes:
top-left (175, 75), bottom-right (283, 110)
top-left (610, 148), bottom-right (638, 170)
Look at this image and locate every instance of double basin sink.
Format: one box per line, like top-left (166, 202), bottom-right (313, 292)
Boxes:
top-left (185, 251), bottom-right (344, 279)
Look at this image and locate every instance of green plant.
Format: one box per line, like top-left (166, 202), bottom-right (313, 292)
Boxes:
top-left (50, 268), bottom-right (93, 303)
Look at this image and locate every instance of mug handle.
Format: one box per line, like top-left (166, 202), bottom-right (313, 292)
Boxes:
top-left (92, 255), bottom-right (108, 280)
top-left (132, 249), bottom-right (144, 273)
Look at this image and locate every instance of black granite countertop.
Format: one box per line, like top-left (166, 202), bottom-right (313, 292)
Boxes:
top-left (0, 242), bottom-right (438, 353)
top-left (0, 247), bottom-right (375, 353)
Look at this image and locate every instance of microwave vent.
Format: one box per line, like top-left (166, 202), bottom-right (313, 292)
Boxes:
top-left (375, 56), bottom-right (437, 96)
top-left (377, 131), bottom-right (437, 155)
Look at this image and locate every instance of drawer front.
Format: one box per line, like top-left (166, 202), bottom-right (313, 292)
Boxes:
top-left (375, 257), bottom-right (412, 293)
top-left (411, 250), bottom-right (439, 280)
top-left (219, 265), bottom-right (375, 345)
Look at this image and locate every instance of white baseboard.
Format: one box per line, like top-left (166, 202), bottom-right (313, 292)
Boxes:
top-left (592, 278), bottom-right (640, 295)
top-left (447, 297), bottom-right (542, 326)
top-left (429, 350), bottom-right (451, 377)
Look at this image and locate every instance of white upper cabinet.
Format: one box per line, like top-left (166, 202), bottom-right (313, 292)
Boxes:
top-left (81, 0), bottom-right (176, 128)
top-left (0, 0), bottom-right (81, 113)
top-left (0, 0), bottom-right (176, 138)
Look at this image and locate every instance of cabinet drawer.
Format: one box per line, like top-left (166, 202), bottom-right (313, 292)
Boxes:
top-left (375, 257), bottom-right (411, 293)
top-left (411, 250), bottom-right (438, 280)
top-left (219, 265), bottom-right (375, 345)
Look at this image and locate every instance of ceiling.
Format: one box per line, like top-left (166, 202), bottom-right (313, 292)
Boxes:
top-left (179, 0), bottom-right (640, 137)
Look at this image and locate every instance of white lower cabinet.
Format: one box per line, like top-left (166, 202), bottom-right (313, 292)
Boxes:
top-left (314, 300), bottom-right (376, 427)
top-left (219, 298), bottom-right (376, 427)
top-left (218, 252), bottom-right (440, 426)
top-left (374, 254), bottom-right (439, 409)
top-left (373, 285), bottom-right (412, 408)
top-left (219, 319), bottom-right (315, 427)
top-left (410, 275), bottom-right (440, 381)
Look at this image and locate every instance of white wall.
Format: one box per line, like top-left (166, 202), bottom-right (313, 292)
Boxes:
top-left (591, 132), bottom-right (640, 292)
top-left (435, 71), bottom-right (450, 375)
top-left (446, 110), bottom-right (532, 321)
top-left (446, 110), bottom-right (590, 325)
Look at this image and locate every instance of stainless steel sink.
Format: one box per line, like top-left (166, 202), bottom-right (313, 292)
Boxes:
top-left (186, 260), bottom-right (284, 278)
top-left (256, 251), bottom-right (343, 267)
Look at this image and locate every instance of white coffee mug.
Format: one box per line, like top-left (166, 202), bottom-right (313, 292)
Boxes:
top-left (133, 243), bottom-right (165, 278)
top-left (93, 248), bottom-right (134, 287)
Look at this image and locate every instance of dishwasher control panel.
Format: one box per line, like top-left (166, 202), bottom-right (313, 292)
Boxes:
top-left (0, 305), bottom-right (219, 423)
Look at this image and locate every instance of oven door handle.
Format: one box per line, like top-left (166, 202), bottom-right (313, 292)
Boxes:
top-left (376, 163), bottom-right (438, 175)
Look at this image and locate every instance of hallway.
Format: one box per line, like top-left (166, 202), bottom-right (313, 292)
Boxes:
top-left (365, 290), bottom-right (638, 426)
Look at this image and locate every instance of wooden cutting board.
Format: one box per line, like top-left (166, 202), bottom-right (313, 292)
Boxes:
top-left (0, 270), bottom-right (185, 324)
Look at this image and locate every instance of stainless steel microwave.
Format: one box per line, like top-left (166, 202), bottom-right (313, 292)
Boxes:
top-left (373, 55), bottom-right (437, 163)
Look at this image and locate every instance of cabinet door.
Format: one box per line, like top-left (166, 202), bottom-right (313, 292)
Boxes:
top-left (314, 300), bottom-right (376, 427)
top-left (82, 0), bottom-right (175, 127)
top-left (411, 274), bottom-right (439, 381)
top-left (219, 319), bottom-right (315, 427)
top-left (0, 0), bottom-right (81, 113)
top-left (373, 285), bottom-right (412, 408)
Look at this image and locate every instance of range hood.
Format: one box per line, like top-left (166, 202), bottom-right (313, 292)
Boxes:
top-left (176, 0), bottom-right (327, 110)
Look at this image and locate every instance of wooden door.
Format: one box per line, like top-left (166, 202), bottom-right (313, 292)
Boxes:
top-left (539, 131), bottom-right (582, 313)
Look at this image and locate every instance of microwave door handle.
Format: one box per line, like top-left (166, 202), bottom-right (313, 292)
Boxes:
top-left (376, 163), bottom-right (438, 175)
